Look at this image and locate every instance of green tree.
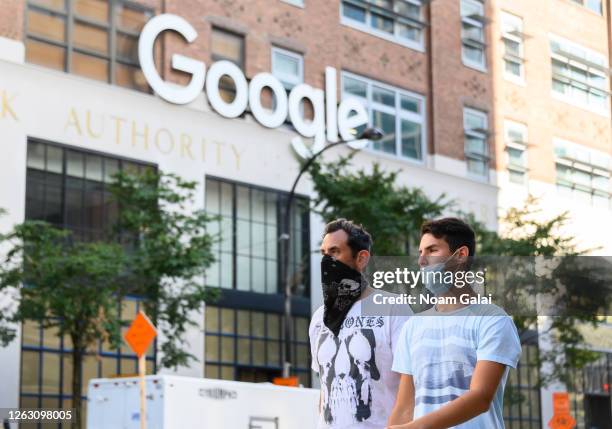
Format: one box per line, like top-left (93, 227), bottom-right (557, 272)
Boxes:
top-left (470, 197), bottom-right (607, 388)
top-left (107, 170), bottom-right (218, 369)
top-left (0, 222), bottom-right (125, 429)
top-left (0, 169), bottom-right (217, 428)
top-left (308, 157), bottom-right (608, 389)
top-left (474, 196), bottom-right (579, 257)
top-left (309, 155), bottom-right (448, 255)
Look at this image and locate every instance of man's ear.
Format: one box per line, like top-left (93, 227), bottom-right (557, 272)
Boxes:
top-left (454, 245), bottom-right (470, 267)
top-left (356, 250), bottom-right (370, 271)
top-left (447, 246), bottom-right (470, 272)
top-left (457, 245), bottom-right (470, 258)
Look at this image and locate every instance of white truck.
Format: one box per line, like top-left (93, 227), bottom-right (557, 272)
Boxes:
top-left (87, 375), bottom-right (319, 429)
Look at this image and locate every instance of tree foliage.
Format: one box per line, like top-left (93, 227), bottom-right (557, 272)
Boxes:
top-left (308, 157), bottom-right (608, 389)
top-left (0, 222), bottom-right (126, 428)
top-left (469, 197), bottom-right (607, 388)
top-left (0, 170), bottom-right (217, 428)
top-left (474, 196), bottom-right (580, 257)
top-left (309, 155), bottom-right (448, 255)
top-left (107, 170), bottom-right (218, 369)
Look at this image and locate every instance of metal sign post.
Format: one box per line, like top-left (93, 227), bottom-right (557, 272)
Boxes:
top-left (124, 311), bottom-right (157, 429)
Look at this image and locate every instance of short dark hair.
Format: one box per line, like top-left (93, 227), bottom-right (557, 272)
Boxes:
top-left (420, 217), bottom-right (476, 256)
top-left (323, 218), bottom-right (372, 256)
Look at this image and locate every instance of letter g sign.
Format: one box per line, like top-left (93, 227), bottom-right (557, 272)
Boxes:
top-left (138, 14), bottom-right (206, 104)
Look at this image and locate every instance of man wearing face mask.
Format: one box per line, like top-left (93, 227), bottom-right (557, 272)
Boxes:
top-left (387, 218), bottom-right (521, 429)
top-left (309, 219), bottom-right (412, 429)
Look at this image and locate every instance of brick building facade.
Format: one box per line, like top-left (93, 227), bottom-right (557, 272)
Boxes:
top-left (0, 0), bottom-right (610, 427)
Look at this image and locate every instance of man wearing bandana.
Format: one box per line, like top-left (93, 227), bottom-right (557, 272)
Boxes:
top-left (309, 219), bottom-right (412, 429)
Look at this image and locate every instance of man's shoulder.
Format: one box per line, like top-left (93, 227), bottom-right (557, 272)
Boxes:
top-left (312, 305), bottom-right (324, 321)
top-left (309, 305), bottom-right (325, 335)
top-left (467, 304), bottom-right (514, 328)
top-left (469, 303), bottom-right (509, 317)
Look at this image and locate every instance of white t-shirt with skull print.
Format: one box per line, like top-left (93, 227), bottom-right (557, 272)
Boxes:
top-left (309, 292), bottom-right (412, 429)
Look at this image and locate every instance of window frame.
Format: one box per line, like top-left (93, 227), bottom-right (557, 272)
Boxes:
top-left (569, 0), bottom-right (603, 15)
top-left (211, 27), bottom-right (246, 101)
top-left (204, 176), bottom-right (310, 297)
top-left (271, 47), bottom-right (304, 90)
top-left (340, 70), bottom-right (427, 164)
top-left (25, 138), bottom-right (156, 241)
top-left (549, 34), bottom-right (610, 116)
top-left (21, 140), bottom-right (157, 419)
top-left (339, 0), bottom-right (426, 52)
top-left (280, 0), bottom-right (305, 7)
top-left (24, 0), bottom-right (153, 92)
top-left (500, 11), bottom-right (525, 84)
top-left (503, 120), bottom-right (528, 185)
top-left (460, 0), bottom-right (487, 72)
top-left (20, 296), bottom-right (156, 417)
top-left (554, 138), bottom-right (612, 209)
top-left (211, 26), bottom-right (245, 69)
top-left (204, 305), bottom-right (311, 387)
top-left (463, 107), bottom-right (490, 180)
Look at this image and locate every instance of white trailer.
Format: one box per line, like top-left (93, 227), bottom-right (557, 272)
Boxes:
top-left (86, 375), bottom-right (319, 429)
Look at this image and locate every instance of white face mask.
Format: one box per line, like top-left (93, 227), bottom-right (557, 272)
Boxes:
top-left (421, 250), bottom-right (460, 297)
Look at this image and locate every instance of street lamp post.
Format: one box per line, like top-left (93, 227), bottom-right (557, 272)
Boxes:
top-left (280, 127), bottom-right (384, 379)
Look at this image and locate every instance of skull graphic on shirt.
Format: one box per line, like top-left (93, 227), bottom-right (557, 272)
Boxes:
top-left (316, 327), bottom-right (381, 425)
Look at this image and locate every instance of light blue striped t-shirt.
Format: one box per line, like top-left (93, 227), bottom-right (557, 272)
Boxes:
top-left (391, 304), bottom-right (521, 429)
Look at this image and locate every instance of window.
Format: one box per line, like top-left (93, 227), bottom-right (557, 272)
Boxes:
top-left (21, 297), bottom-right (155, 427)
top-left (211, 28), bottom-right (245, 103)
top-left (550, 36), bottom-right (609, 113)
top-left (463, 108), bottom-right (489, 179)
top-left (340, 0), bottom-right (426, 50)
top-left (25, 0), bottom-right (153, 92)
top-left (341, 72), bottom-right (426, 161)
top-left (570, 0), bottom-right (603, 14)
top-left (25, 140), bottom-right (153, 241)
top-left (504, 121), bottom-right (528, 184)
top-left (501, 12), bottom-right (524, 83)
top-left (204, 179), bottom-right (311, 385)
top-left (271, 48), bottom-right (304, 113)
top-left (271, 47), bottom-right (304, 90)
top-left (503, 343), bottom-right (542, 428)
top-left (22, 140), bottom-right (155, 426)
top-left (461, 0), bottom-right (487, 71)
top-left (280, 0), bottom-right (304, 7)
top-left (204, 177), bottom-right (310, 296)
top-left (554, 139), bottom-right (611, 209)
top-left (204, 306), bottom-right (311, 387)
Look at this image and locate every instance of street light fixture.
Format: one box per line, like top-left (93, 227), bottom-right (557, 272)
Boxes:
top-left (280, 127), bottom-right (384, 379)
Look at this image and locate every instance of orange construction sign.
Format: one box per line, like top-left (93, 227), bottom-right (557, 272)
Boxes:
top-left (124, 311), bottom-right (157, 358)
top-left (548, 392), bottom-right (576, 429)
top-left (552, 392), bottom-right (571, 414)
top-left (548, 413), bottom-right (576, 429)
top-left (273, 376), bottom-right (299, 387)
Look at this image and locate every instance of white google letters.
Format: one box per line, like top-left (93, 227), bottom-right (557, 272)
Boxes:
top-left (138, 14), bottom-right (369, 158)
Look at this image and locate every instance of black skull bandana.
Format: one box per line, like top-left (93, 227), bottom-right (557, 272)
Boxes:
top-left (321, 255), bottom-right (367, 336)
